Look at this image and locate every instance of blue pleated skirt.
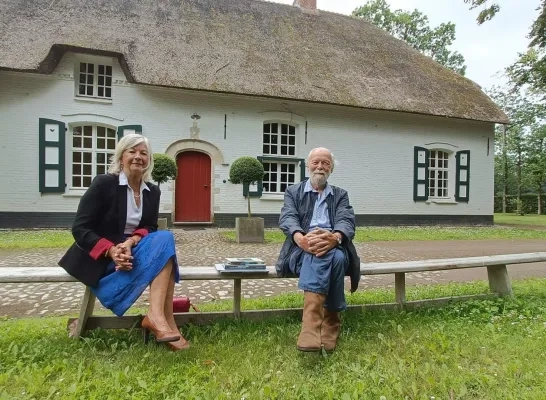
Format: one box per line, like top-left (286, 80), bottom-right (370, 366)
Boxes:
top-left (91, 230), bottom-right (180, 317)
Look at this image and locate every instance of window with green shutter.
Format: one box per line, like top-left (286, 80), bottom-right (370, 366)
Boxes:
top-left (39, 118), bottom-right (66, 193)
top-left (117, 125), bottom-right (143, 139)
top-left (413, 146), bottom-right (429, 201)
top-left (455, 150), bottom-right (470, 202)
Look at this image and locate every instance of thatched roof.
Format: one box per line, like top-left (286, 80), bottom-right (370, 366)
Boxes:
top-left (0, 0), bottom-right (508, 123)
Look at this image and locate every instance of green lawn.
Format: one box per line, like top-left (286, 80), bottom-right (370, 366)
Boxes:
top-left (494, 213), bottom-right (546, 226)
top-left (1, 222), bottom-right (545, 250)
top-left (222, 225), bottom-right (546, 243)
top-left (1, 279), bottom-right (545, 399)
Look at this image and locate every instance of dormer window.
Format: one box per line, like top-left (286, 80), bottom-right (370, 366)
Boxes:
top-left (77, 62), bottom-right (112, 99)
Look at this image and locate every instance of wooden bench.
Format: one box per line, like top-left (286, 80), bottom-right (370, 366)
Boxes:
top-left (2, 252), bottom-right (546, 338)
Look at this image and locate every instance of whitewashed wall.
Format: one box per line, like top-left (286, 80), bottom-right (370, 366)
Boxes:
top-left (0, 52), bottom-right (495, 219)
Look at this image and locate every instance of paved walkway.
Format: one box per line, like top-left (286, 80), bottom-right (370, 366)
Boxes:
top-left (1, 230), bottom-right (545, 318)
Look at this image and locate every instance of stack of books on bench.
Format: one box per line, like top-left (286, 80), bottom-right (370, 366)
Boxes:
top-left (215, 258), bottom-right (268, 273)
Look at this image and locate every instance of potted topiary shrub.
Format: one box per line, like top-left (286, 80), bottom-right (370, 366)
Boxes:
top-left (152, 153), bottom-right (178, 230)
top-left (229, 156), bottom-right (265, 243)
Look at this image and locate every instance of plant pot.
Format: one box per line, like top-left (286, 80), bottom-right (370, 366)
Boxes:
top-left (158, 217), bottom-right (168, 231)
top-left (235, 217), bottom-right (264, 243)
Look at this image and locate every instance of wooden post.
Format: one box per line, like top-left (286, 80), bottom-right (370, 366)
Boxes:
top-left (487, 264), bottom-right (512, 296)
top-left (233, 279), bottom-right (242, 318)
top-left (395, 272), bottom-right (406, 305)
top-left (71, 286), bottom-right (96, 339)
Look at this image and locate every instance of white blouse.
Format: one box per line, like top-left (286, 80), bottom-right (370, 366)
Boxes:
top-left (119, 171), bottom-right (150, 234)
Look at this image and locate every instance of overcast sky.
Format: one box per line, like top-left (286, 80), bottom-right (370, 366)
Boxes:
top-left (271, 0), bottom-right (541, 91)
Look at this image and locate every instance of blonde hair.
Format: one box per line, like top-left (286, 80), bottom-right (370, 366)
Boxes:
top-left (108, 133), bottom-right (154, 181)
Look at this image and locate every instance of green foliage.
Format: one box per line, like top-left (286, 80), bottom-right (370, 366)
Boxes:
top-left (221, 225), bottom-right (546, 243)
top-left (1, 279), bottom-right (546, 399)
top-left (151, 153), bottom-right (177, 188)
top-left (228, 157), bottom-right (264, 185)
top-left (353, 0), bottom-right (466, 75)
top-left (494, 195), bottom-right (546, 215)
top-left (229, 157), bottom-right (264, 217)
top-left (494, 212), bottom-right (546, 226)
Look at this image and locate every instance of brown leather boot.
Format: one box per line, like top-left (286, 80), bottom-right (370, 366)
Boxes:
top-left (297, 291), bottom-right (326, 352)
top-left (321, 309), bottom-right (341, 351)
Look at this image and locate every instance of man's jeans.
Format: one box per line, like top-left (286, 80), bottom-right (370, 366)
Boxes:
top-left (297, 248), bottom-right (349, 312)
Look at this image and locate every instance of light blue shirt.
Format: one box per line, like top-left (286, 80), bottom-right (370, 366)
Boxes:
top-left (304, 179), bottom-right (333, 231)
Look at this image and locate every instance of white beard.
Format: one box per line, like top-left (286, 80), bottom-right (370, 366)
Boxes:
top-left (310, 172), bottom-right (329, 188)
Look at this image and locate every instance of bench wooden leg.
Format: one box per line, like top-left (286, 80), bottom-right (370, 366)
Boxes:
top-left (487, 264), bottom-right (513, 297)
top-left (233, 278), bottom-right (241, 319)
top-left (395, 272), bottom-right (406, 305)
top-left (69, 286), bottom-right (96, 339)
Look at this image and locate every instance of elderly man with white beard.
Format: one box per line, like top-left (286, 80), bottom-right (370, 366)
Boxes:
top-left (275, 147), bottom-right (361, 352)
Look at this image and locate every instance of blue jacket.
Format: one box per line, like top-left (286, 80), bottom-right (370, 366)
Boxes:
top-left (275, 180), bottom-right (361, 292)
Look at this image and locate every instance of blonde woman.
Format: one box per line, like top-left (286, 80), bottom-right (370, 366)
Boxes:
top-left (59, 133), bottom-right (189, 351)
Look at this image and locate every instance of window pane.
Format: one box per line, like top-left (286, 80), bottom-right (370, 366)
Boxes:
top-left (73, 152), bottom-right (81, 162)
top-left (270, 164), bottom-right (277, 172)
top-left (87, 74), bottom-right (93, 85)
top-left (97, 165), bottom-right (105, 175)
top-left (281, 135), bottom-right (287, 145)
top-left (107, 128), bottom-right (116, 138)
top-left (87, 64), bottom-right (94, 73)
top-left (83, 137), bottom-right (92, 148)
top-left (280, 147), bottom-right (286, 155)
top-left (97, 138), bottom-right (105, 149)
top-left (107, 139), bottom-right (116, 150)
top-left (83, 152), bottom-right (92, 163)
top-left (289, 136), bottom-right (295, 145)
top-left (83, 164), bottom-right (92, 175)
top-left (83, 126), bottom-right (92, 136)
top-left (271, 123), bottom-right (278, 134)
top-left (73, 164), bottom-right (81, 175)
top-left (271, 135), bottom-right (278, 144)
top-left (79, 74), bottom-right (86, 84)
top-left (97, 153), bottom-right (105, 164)
top-left (83, 177), bottom-right (92, 187)
top-left (73, 136), bottom-right (82, 147)
top-left (80, 63), bottom-right (86, 73)
top-left (263, 123), bottom-right (270, 134)
top-left (271, 145), bottom-right (278, 154)
top-left (98, 65), bottom-right (104, 75)
top-left (270, 183), bottom-right (277, 192)
top-left (106, 66), bottom-right (112, 76)
top-left (281, 124), bottom-right (287, 135)
top-left (73, 176), bottom-right (81, 187)
top-left (288, 147), bottom-right (295, 156)
top-left (281, 164), bottom-right (287, 172)
top-left (263, 183), bottom-right (269, 192)
top-left (98, 76), bottom-right (104, 86)
top-left (271, 173), bottom-right (277, 181)
top-left (263, 145), bottom-right (270, 154)
top-left (263, 134), bottom-right (270, 144)
top-left (98, 87), bottom-right (104, 97)
top-left (86, 86), bottom-right (93, 96)
top-left (105, 88), bottom-right (111, 98)
top-left (106, 77), bottom-right (112, 86)
top-left (281, 173), bottom-right (287, 182)
top-left (289, 164), bottom-right (295, 173)
top-left (280, 183), bottom-right (287, 192)
top-left (97, 126), bottom-right (105, 137)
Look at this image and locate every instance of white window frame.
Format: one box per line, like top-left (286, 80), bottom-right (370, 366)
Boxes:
top-left (66, 123), bottom-right (118, 192)
top-left (73, 55), bottom-right (114, 101)
top-left (428, 149), bottom-right (453, 199)
top-left (261, 120), bottom-right (301, 195)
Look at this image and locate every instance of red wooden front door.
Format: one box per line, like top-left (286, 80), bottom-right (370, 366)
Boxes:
top-left (175, 151), bottom-right (211, 222)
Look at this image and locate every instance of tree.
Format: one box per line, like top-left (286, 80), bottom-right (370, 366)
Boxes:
top-left (229, 157), bottom-right (264, 218)
top-left (151, 153), bottom-right (177, 188)
top-left (353, 0), bottom-right (467, 75)
top-left (464, 1), bottom-right (546, 91)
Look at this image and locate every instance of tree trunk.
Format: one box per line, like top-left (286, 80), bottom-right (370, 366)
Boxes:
top-left (502, 124), bottom-right (508, 213)
top-left (516, 148), bottom-right (523, 216)
top-left (247, 195), bottom-right (251, 218)
top-left (538, 189), bottom-right (543, 215)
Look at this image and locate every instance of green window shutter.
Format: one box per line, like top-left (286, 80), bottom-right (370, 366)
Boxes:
top-left (455, 150), bottom-right (470, 202)
top-left (39, 118), bottom-right (66, 193)
top-left (413, 146), bottom-right (429, 201)
top-left (243, 181), bottom-right (263, 198)
top-left (116, 125), bottom-right (143, 140)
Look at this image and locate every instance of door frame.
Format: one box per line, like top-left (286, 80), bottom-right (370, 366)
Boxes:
top-left (165, 139), bottom-right (224, 224)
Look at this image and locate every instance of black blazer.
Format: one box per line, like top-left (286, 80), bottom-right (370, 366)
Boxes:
top-left (58, 173), bottom-right (161, 287)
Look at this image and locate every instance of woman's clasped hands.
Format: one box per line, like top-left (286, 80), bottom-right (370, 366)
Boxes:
top-left (107, 241), bottom-right (134, 271)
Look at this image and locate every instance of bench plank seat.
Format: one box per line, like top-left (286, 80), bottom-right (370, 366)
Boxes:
top-left (2, 252), bottom-right (545, 338)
